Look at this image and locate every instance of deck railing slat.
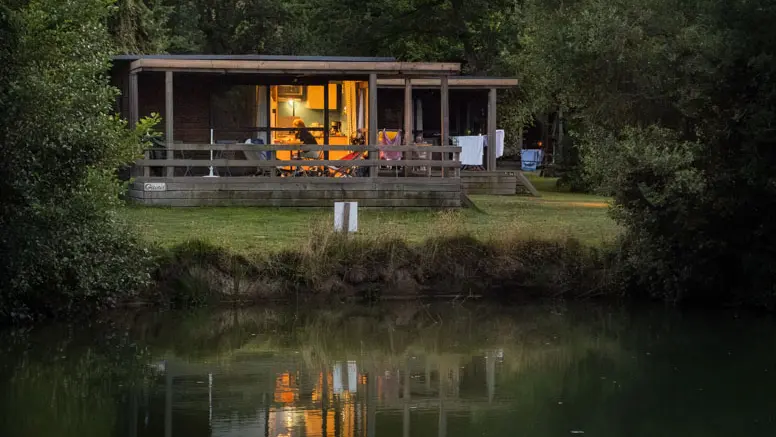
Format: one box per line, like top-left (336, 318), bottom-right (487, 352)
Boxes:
top-left (134, 144), bottom-right (463, 178)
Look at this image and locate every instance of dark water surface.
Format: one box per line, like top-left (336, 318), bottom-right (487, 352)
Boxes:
top-left (1, 303), bottom-right (775, 437)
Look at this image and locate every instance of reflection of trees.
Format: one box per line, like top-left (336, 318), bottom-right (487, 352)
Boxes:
top-left (3, 305), bottom-right (776, 436)
top-left (0, 325), bottom-right (150, 437)
top-left (125, 303), bottom-right (631, 437)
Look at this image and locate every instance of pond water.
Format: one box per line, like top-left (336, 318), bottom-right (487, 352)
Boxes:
top-left (0, 303), bottom-right (775, 436)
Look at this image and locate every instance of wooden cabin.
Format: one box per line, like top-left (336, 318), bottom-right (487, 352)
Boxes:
top-left (111, 55), bottom-right (520, 207)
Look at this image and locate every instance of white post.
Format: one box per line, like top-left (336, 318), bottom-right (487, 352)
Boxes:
top-left (334, 202), bottom-right (358, 233)
top-left (205, 128), bottom-right (219, 178)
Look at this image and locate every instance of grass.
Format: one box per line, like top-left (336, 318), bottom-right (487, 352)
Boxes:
top-left (123, 176), bottom-right (619, 256)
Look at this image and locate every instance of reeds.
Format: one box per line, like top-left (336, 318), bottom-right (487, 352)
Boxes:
top-left (150, 215), bottom-right (620, 307)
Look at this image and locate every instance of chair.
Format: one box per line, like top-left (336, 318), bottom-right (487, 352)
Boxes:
top-left (379, 129), bottom-right (402, 176)
top-left (244, 138), bottom-right (272, 176)
top-left (327, 150), bottom-right (366, 178)
top-left (216, 140), bottom-right (237, 176)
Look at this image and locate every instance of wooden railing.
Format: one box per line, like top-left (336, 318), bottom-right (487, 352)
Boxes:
top-left (134, 144), bottom-right (462, 178)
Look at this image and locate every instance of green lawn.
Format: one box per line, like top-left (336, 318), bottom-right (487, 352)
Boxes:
top-left (123, 176), bottom-right (619, 255)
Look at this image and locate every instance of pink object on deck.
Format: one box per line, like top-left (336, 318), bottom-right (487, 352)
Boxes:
top-left (379, 129), bottom-right (402, 160)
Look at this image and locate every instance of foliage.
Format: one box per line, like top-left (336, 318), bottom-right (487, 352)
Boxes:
top-left (110, 0), bottom-right (170, 53)
top-left (558, 0), bottom-right (776, 306)
top-left (0, 0), bottom-right (156, 322)
top-left (158, 0), bottom-right (315, 54)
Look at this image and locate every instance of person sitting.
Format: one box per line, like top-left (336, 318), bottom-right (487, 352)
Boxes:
top-left (293, 118), bottom-right (318, 145)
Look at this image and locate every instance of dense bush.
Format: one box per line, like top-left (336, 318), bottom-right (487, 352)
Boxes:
top-left (0, 0), bottom-right (156, 322)
top-left (515, 0), bottom-right (776, 308)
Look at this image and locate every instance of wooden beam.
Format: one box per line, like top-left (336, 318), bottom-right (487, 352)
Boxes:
top-left (403, 78), bottom-right (413, 177)
top-left (144, 143), bottom-right (461, 152)
top-left (129, 72), bottom-right (145, 177)
top-left (165, 71), bottom-right (174, 177)
top-left (377, 77), bottom-right (519, 89)
top-left (403, 79), bottom-right (413, 145)
top-left (134, 158), bottom-right (461, 168)
top-left (129, 72), bottom-right (139, 128)
top-left (441, 75), bottom-right (449, 176)
top-left (323, 80), bottom-right (330, 159)
top-left (487, 88), bottom-right (497, 170)
top-left (130, 59), bottom-right (461, 76)
top-left (368, 73), bottom-right (378, 177)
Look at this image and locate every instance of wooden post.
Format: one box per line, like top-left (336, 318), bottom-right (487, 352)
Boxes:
top-left (165, 364), bottom-right (172, 437)
top-left (129, 72), bottom-right (148, 177)
top-left (486, 352), bottom-right (495, 403)
top-left (403, 364), bottom-right (410, 437)
top-left (487, 88), bottom-right (497, 171)
top-left (165, 71), bottom-right (174, 178)
top-left (403, 78), bottom-right (412, 176)
top-left (438, 359), bottom-right (447, 437)
top-left (368, 74), bottom-right (378, 178)
top-left (323, 81), bottom-right (330, 159)
top-left (129, 72), bottom-right (139, 128)
top-left (440, 75), bottom-right (449, 177)
top-left (367, 369), bottom-right (376, 437)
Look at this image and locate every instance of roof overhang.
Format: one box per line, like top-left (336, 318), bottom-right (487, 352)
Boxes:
top-left (377, 77), bottom-right (518, 89)
top-left (115, 54), bottom-right (397, 62)
top-left (128, 58), bottom-right (461, 77)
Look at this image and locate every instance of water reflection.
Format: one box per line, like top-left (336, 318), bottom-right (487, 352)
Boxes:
top-left (2, 303), bottom-right (776, 437)
top-left (146, 349), bottom-right (509, 437)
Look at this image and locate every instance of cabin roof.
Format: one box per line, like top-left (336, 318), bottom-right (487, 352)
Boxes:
top-left (113, 54), bottom-right (397, 62)
top-left (118, 54), bottom-right (461, 77)
top-left (377, 77), bottom-right (518, 89)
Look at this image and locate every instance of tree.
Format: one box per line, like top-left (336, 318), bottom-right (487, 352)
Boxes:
top-left (518, 0), bottom-right (776, 306)
top-left (160, 0), bottom-right (314, 54)
top-left (110, 0), bottom-right (170, 53)
top-left (0, 0), bottom-right (156, 321)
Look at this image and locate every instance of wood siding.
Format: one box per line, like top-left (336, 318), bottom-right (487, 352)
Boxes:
top-left (127, 177), bottom-right (461, 208)
top-left (461, 171), bottom-right (517, 195)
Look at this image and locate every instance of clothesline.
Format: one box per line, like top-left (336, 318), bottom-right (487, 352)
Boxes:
top-left (452, 131), bottom-right (505, 166)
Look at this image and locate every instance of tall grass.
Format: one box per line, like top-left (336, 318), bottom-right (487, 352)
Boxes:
top-left (149, 213), bottom-right (620, 307)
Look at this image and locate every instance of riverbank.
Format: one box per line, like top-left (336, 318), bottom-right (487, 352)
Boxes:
top-left (150, 231), bottom-right (618, 307)
top-left (133, 179), bottom-right (621, 306)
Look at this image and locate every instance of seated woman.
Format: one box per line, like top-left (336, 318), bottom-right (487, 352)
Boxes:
top-left (292, 118), bottom-right (321, 161)
top-left (293, 119), bottom-right (317, 144)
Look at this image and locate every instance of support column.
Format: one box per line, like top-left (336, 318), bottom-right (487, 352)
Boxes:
top-left (323, 81), bottom-right (330, 159)
top-left (129, 72), bottom-right (139, 128)
top-left (440, 76), bottom-right (449, 146)
top-left (129, 72), bottom-right (148, 177)
top-left (440, 76), bottom-right (449, 177)
top-left (486, 352), bottom-right (495, 403)
top-left (403, 363), bottom-right (411, 437)
top-left (165, 364), bottom-right (172, 437)
top-left (165, 71), bottom-right (174, 177)
top-left (438, 356), bottom-right (447, 437)
top-left (403, 78), bottom-right (413, 177)
top-left (487, 88), bottom-right (497, 171)
top-left (368, 74), bottom-right (378, 178)
top-left (403, 79), bottom-right (413, 145)
top-left (367, 369), bottom-right (376, 437)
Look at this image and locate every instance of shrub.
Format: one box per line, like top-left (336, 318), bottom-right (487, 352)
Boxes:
top-left (0, 0), bottom-right (156, 322)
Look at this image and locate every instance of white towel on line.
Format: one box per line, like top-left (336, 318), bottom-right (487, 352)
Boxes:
top-left (495, 129), bottom-right (505, 158)
top-left (454, 136), bottom-right (484, 165)
top-left (482, 130), bottom-right (506, 158)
